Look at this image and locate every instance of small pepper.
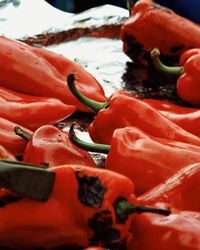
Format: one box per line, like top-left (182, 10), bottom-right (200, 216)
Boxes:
top-left (0, 160), bottom-right (169, 249)
top-left (67, 73), bottom-right (200, 146)
top-left (139, 163), bottom-right (200, 212)
top-left (14, 125), bottom-right (96, 168)
top-left (127, 211), bottom-right (200, 250)
top-left (0, 86), bottom-right (76, 131)
top-left (143, 98), bottom-right (200, 137)
top-left (69, 124), bottom-right (200, 195)
top-left (0, 117), bottom-right (32, 156)
top-left (0, 36), bottom-right (106, 112)
top-left (0, 145), bottom-right (16, 161)
top-left (151, 47), bottom-right (200, 106)
top-left (120, 0), bottom-right (200, 64)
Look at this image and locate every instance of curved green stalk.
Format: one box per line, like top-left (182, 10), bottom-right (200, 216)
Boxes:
top-left (151, 48), bottom-right (184, 75)
top-left (69, 123), bottom-right (110, 154)
top-left (14, 126), bottom-right (32, 141)
top-left (67, 73), bottom-right (109, 114)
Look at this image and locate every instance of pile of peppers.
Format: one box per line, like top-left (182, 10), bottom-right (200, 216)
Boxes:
top-left (0, 1), bottom-right (200, 249)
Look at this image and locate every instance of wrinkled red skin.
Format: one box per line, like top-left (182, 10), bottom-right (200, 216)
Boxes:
top-left (23, 125), bottom-right (96, 168)
top-left (88, 91), bottom-right (200, 146)
top-left (143, 98), bottom-right (200, 137)
top-left (105, 127), bottom-right (200, 195)
top-left (0, 36), bottom-right (106, 112)
top-left (0, 165), bottom-right (135, 249)
top-left (0, 145), bottom-right (17, 161)
top-left (127, 211), bottom-right (200, 250)
top-left (0, 86), bottom-right (76, 131)
top-left (120, 0), bottom-right (200, 60)
top-left (177, 52), bottom-right (200, 107)
top-left (0, 117), bottom-right (32, 156)
top-left (138, 163), bottom-right (200, 212)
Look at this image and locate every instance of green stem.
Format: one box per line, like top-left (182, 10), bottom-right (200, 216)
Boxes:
top-left (150, 48), bottom-right (184, 75)
top-left (115, 198), bottom-right (170, 223)
top-left (67, 73), bottom-right (109, 114)
top-left (126, 0), bottom-right (135, 16)
top-left (14, 126), bottom-right (32, 141)
top-left (0, 159), bottom-right (55, 201)
top-left (69, 123), bottom-right (110, 154)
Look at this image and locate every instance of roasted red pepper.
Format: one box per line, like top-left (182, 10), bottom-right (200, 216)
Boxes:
top-left (139, 163), bottom-right (200, 212)
top-left (69, 124), bottom-right (200, 195)
top-left (0, 36), bottom-right (106, 112)
top-left (0, 160), bottom-right (169, 249)
top-left (0, 86), bottom-right (75, 130)
top-left (0, 117), bottom-right (32, 156)
top-left (67, 74), bottom-right (200, 146)
top-left (151, 47), bottom-right (200, 106)
top-left (143, 98), bottom-right (200, 137)
top-left (0, 145), bottom-right (16, 161)
top-left (127, 211), bottom-right (200, 250)
top-left (15, 125), bottom-right (96, 168)
top-left (120, 0), bottom-right (200, 63)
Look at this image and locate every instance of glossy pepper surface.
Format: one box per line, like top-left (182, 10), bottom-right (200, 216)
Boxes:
top-left (69, 125), bottom-right (200, 195)
top-left (0, 145), bottom-right (16, 161)
top-left (67, 74), bottom-right (200, 146)
top-left (127, 211), bottom-right (200, 250)
top-left (151, 47), bottom-right (200, 106)
top-left (143, 98), bottom-right (200, 137)
top-left (0, 36), bottom-right (106, 112)
top-left (139, 163), bottom-right (200, 212)
top-left (0, 160), bottom-right (169, 249)
top-left (15, 125), bottom-right (96, 168)
top-left (0, 86), bottom-right (75, 130)
top-left (120, 0), bottom-right (200, 63)
top-left (0, 117), bottom-right (32, 156)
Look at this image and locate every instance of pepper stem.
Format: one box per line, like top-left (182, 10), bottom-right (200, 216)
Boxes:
top-left (14, 126), bottom-right (32, 141)
top-left (69, 123), bottom-right (110, 154)
top-left (150, 48), bottom-right (184, 75)
top-left (67, 73), bottom-right (109, 114)
top-left (115, 198), bottom-right (170, 223)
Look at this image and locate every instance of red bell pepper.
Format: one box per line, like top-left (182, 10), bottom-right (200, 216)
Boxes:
top-left (0, 160), bottom-right (169, 249)
top-left (139, 163), bottom-right (200, 212)
top-left (127, 211), bottom-right (200, 250)
top-left (0, 86), bottom-right (75, 131)
top-left (15, 125), bottom-right (96, 168)
top-left (143, 98), bottom-right (200, 137)
top-left (0, 145), bottom-right (16, 161)
top-left (0, 36), bottom-right (106, 112)
top-left (67, 73), bottom-right (200, 146)
top-left (0, 117), bottom-right (32, 156)
top-left (69, 124), bottom-right (200, 195)
top-left (151, 47), bottom-right (200, 106)
top-left (120, 0), bottom-right (200, 64)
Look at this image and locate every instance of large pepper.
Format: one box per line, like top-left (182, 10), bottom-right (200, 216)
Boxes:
top-left (120, 0), bottom-right (200, 64)
top-left (67, 73), bottom-right (200, 146)
top-left (15, 125), bottom-right (96, 168)
top-left (0, 36), bottom-right (106, 112)
top-left (142, 98), bottom-right (200, 137)
top-left (151, 47), bottom-right (200, 107)
top-left (0, 86), bottom-right (75, 131)
top-left (69, 124), bottom-right (200, 195)
top-left (127, 211), bottom-right (200, 250)
top-left (0, 117), bottom-right (32, 156)
top-left (139, 163), bottom-right (200, 212)
top-left (0, 160), bottom-right (169, 249)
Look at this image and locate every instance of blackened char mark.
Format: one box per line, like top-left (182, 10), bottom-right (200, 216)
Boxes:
top-left (0, 194), bottom-right (22, 208)
top-left (76, 173), bottom-right (106, 208)
top-left (88, 210), bottom-right (121, 247)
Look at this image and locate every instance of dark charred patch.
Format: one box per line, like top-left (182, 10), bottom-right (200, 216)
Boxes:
top-left (170, 45), bottom-right (185, 54)
top-left (76, 173), bottom-right (106, 208)
top-left (88, 210), bottom-right (121, 247)
top-left (0, 194), bottom-right (22, 208)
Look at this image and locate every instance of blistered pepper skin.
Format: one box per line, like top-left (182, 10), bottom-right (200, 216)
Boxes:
top-left (0, 36), bottom-right (106, 112)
